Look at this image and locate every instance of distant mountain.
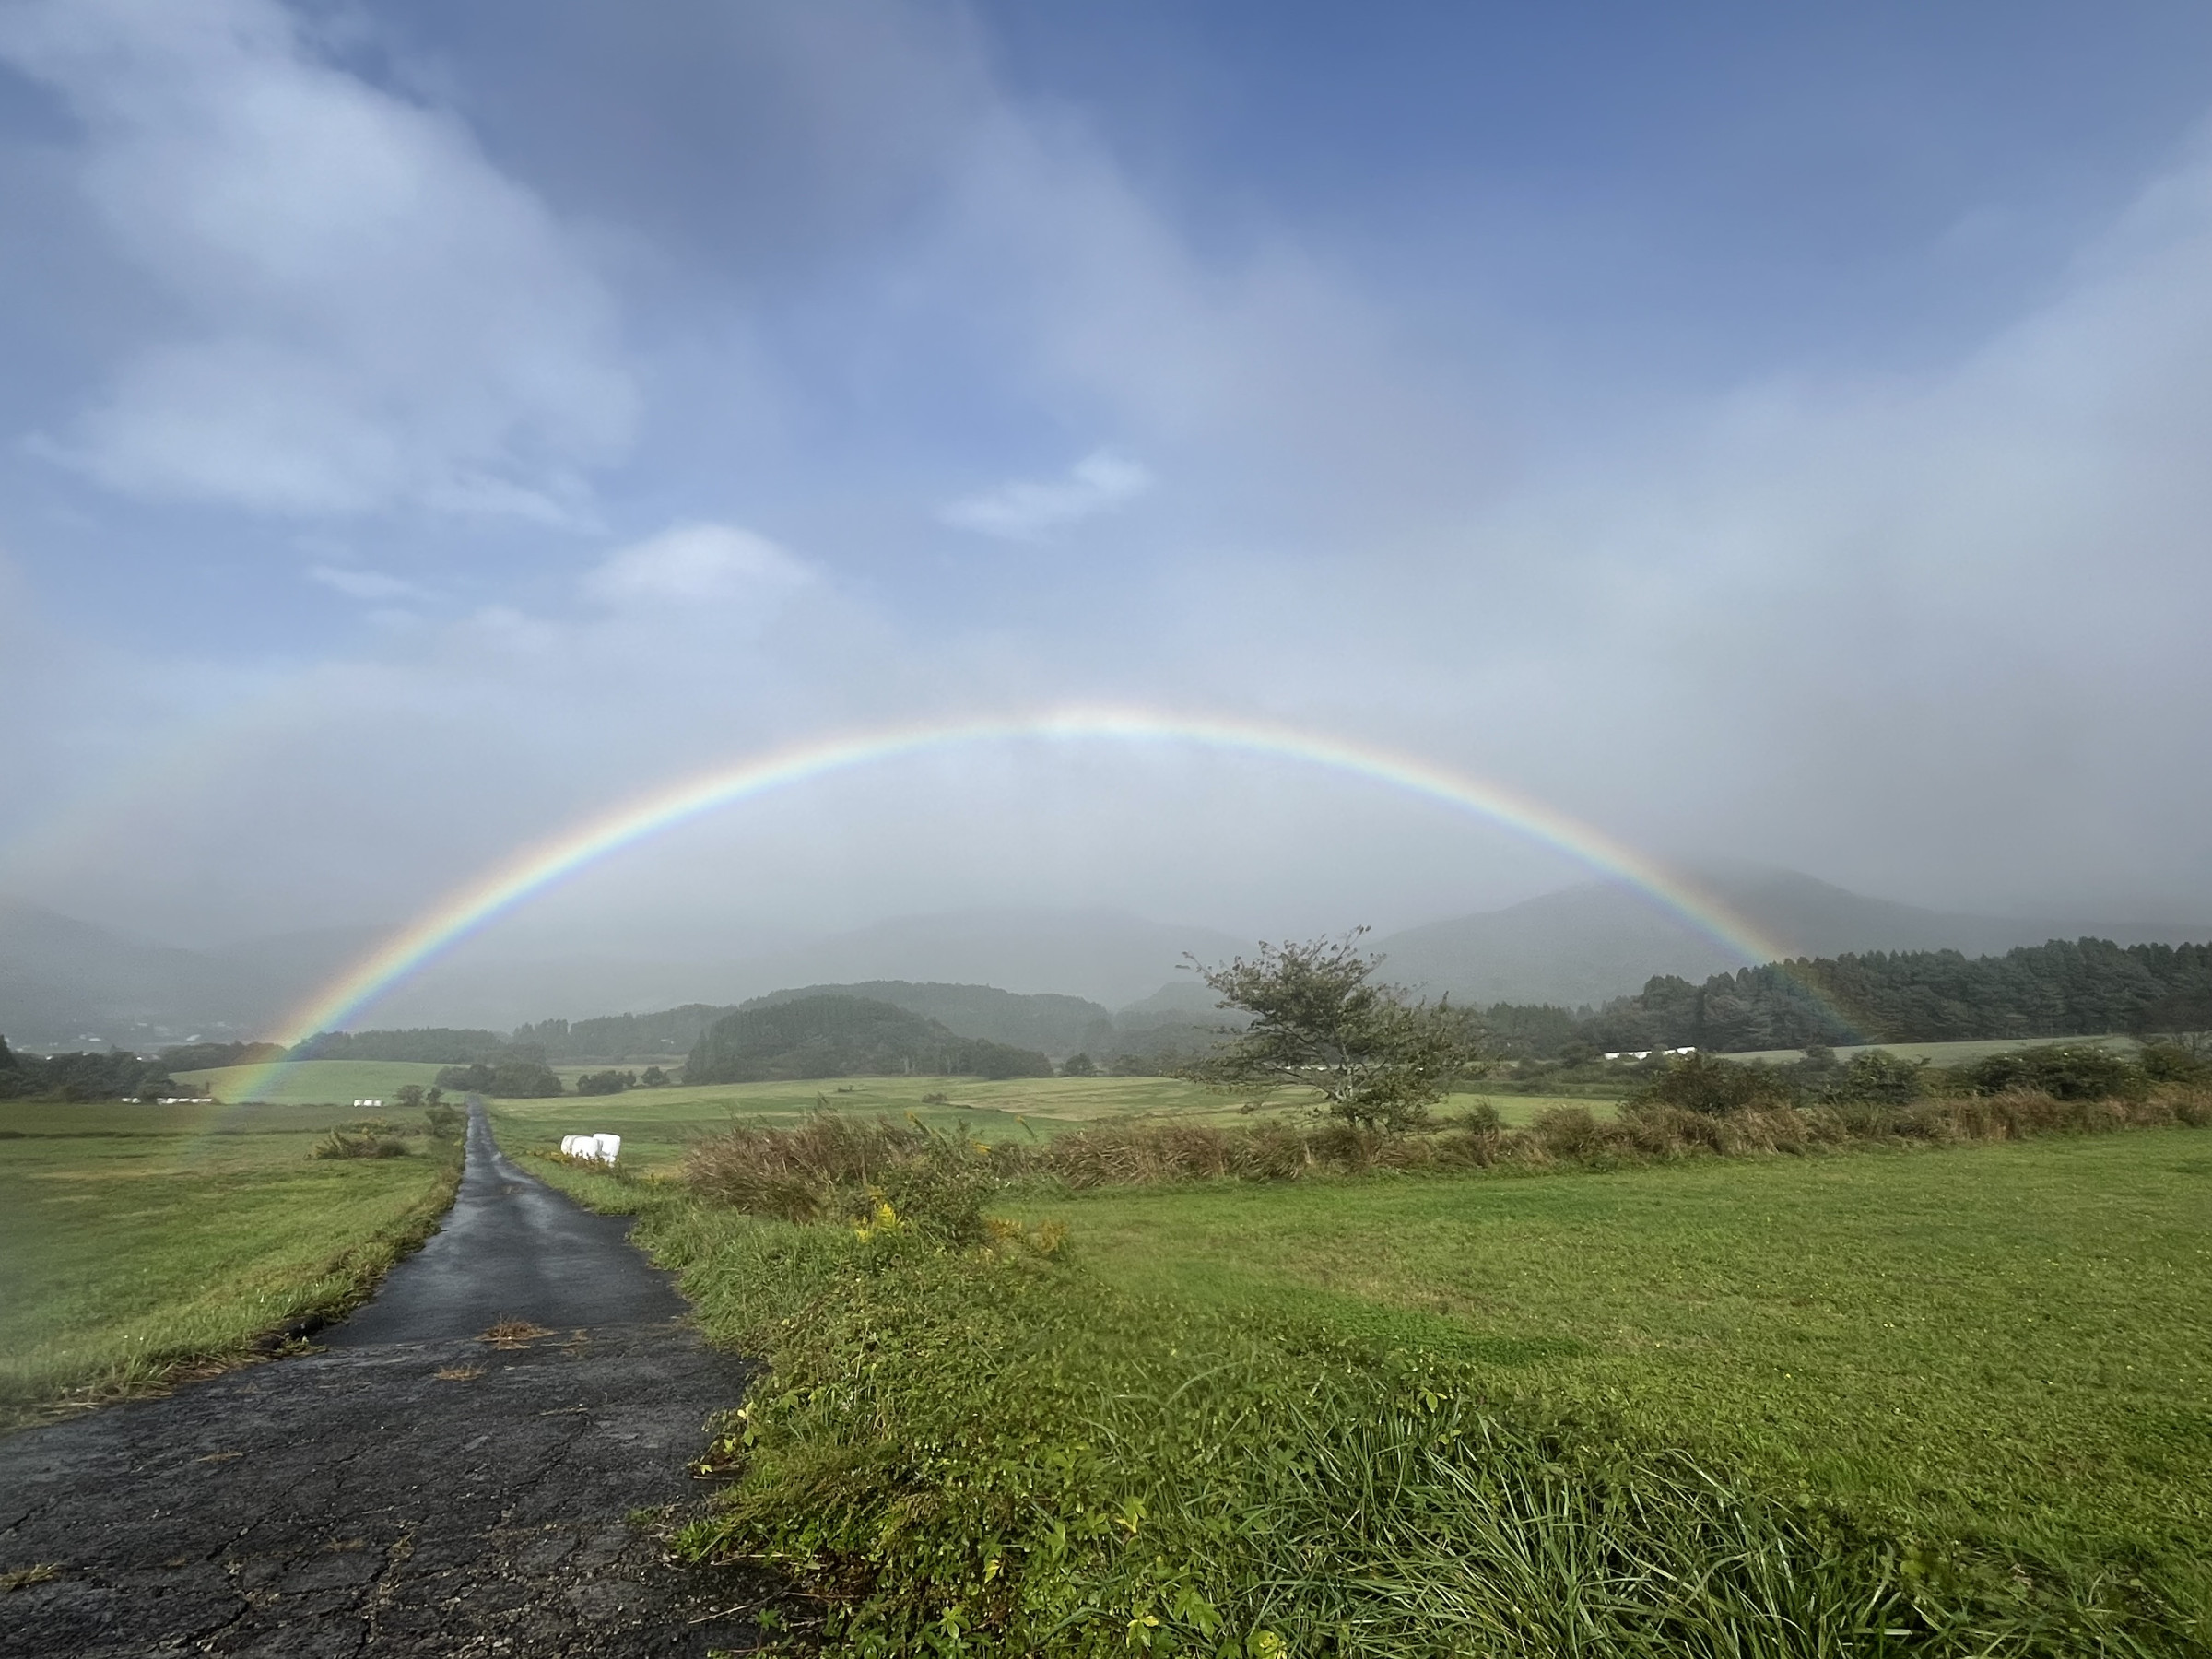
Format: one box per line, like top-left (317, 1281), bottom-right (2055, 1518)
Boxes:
top-left (0, 899), bottom-right (278, 1050)
top-left (0, 899), bottom-right (385, 1051)
top-left (1374, 868), bottom-right (2212, 1009)
top-left (10, 878), bottom-right (2208, 1052)
top-left (728, 909), bottom-right (1248, 1010)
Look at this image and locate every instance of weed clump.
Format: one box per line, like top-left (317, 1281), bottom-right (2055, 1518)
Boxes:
top-left (683, 1112), bottom-right (1030, 1248)
top-left (311, 1120), bottom-right (412, 1159)
top-left (478, 1318), bottom-right (552, 1348)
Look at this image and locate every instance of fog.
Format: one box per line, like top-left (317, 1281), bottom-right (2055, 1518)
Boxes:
top-left (4, 0), bottom-right (2211, 1001)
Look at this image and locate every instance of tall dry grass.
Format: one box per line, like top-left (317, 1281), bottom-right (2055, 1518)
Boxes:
top-left (677, 1087), bottom-right (2212, 1219)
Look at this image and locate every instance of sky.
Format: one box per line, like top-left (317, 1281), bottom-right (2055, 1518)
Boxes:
top-left (3, 0), bottom-right (2212, 973)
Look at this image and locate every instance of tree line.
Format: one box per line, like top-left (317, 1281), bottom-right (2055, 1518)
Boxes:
top-left (1479, 936), bottom-right (2212, 1057)
top-left (0, 1035), bottom-right (183, 1101)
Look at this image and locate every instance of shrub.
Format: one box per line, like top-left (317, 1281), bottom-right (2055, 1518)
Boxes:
top-left (576, 1068), bottom-right (637, 1096)
top-left (2139, 1041), bottom-right (2211, 1086)
top-left (1961, 1043), bottom-right (2142, 1101)
top-left (1631, 1052), bottom-right (1794, 1115)
top-left (1532, 1104), bottom-right (1606, 1159)
top-left (682, 1112), bottom-right (1009, 1245)
top-left (1820, 1049), bottom-right (1926, 1105)
top-left (1444, 1100), bottom-right (1503, 1132)
top-left (433, 1059), bottom-right (565, 1097)
top-left (312, 1120), bottom-right (411, 1159)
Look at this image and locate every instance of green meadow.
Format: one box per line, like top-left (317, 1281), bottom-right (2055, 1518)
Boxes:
top-left (37, 1057), bottom-right (2209, 1649)
top-left (531, 1105), bottom-right (2212, 1655)
top-left (1001, 1135), bottom-right (2212, 1596)
top-left (489, 1075), bottom-right (1598, 1171)
top-left (1725, 1034), bottom-right (2140, 1067)
top-left (177, 1056), bottom-right (451, 1105)
top-left (0, 1100), bottom-right (460, 1427)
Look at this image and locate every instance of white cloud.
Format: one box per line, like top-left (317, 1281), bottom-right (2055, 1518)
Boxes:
top-left (939, 450), bottom-right (1154, 541)
top-left (582, 522), bottom-right (816, 607)
top-left (305, 564), bottom-right (428, 603)
top-left (0, 0), bottom-right (636, 520)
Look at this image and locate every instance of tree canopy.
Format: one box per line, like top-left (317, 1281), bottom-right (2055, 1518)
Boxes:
top-left (1178, 931), bottom-right (1478, 1132)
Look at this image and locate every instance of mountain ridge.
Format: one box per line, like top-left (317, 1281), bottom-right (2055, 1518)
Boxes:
top-left (6, 877), bottom-right (2209, 1051)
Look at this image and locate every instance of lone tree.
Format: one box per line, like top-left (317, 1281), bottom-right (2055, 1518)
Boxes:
top-left (1179, 929), bottom-right (1478, 1132)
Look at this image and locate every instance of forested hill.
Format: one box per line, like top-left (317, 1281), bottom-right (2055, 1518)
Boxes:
top-left (514, 984), bottom-right (1117, 1061)
top-left (741, 982), bottom-right (1112, 1056)
top-left (1540, 937), bottom-right (2212, 1054)
top-left (685, 994), bottom-right (1055, 1083)
top-left (512, 1004), bottom-right (734, 1062)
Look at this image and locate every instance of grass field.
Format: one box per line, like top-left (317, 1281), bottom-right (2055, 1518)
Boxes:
top-left (1727, 1034), bottom-right (2139, 1066)
top-left (490, 1077), bottom-right (1596, 1171)
top-left (1004, 1133), bottom-right (2212, 1597)
top-left (173, 1033), bottom-right (2129, 1111)
top-left (532, 1108), bottom-right (2212, 1655)
top-left (176, 1057), bottom-right (451, 1104)
top-left (0, 1100), bottom-right (461, 1427)
top-left (166, 1062), bottom-right (1584, 1175)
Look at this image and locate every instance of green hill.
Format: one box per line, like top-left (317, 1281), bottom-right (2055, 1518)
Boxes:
top-left (685, 994), bottom-right (1054, 1083)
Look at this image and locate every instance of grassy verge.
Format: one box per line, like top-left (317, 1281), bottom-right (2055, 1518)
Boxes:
top-left (0, 1100), bottom-right (463, 1428)
top-left (534, 1114), bottom-right (2212, 1658)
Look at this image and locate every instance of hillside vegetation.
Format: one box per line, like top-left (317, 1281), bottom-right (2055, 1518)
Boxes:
top-left (1545, 936), bottom-right (2212, 1054)
top-left (684, 994), bottom-right (1055, 1083)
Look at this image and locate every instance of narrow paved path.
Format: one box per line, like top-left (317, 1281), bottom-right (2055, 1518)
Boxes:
top-left (0, 1107), bottom-right (784, 1657)
top-left (330, 1108), bottom-right (689, 1346)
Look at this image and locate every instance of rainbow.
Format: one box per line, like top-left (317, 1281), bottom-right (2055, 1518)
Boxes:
top-left (226, 706), bottom-right (1818, 1100)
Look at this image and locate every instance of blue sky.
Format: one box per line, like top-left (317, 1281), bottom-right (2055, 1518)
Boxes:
top-left (3, 0), bottom-right (2211, 975)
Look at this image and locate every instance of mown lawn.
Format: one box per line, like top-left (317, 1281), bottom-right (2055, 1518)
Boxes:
top-left (0, 1100), bottom-right (460, 1426)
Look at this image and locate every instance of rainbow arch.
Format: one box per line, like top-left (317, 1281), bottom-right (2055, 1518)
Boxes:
top-left (227, 706), bottom-right (1812, 1100)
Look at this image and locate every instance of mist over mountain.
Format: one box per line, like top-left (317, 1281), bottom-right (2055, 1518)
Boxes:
top-left (6, 876), bottom-right (2210, 1052)
top-left (725, 910), bottom-right (1249, 1010)
top-left (1373, 870), bottom-right (2212, 1010)
top-left (0, 899), bottom-right (375, 1050)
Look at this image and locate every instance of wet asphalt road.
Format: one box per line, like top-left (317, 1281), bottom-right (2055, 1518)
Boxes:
top-left (0, 1105), bottom-right (784, 1657)
top-left (329, 1109), bottom-right (689, 1347)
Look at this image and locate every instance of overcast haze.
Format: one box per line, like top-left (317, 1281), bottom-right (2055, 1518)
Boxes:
top-left (4, 0), bottom-right (2211, 1006)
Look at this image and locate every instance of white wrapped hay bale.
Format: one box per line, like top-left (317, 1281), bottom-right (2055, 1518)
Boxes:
top-left (592, 1133), bottom-right (621, 1166)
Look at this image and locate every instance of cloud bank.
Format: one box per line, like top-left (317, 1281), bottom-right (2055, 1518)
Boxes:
top-left (0, 0), bottom-right (635, 521)
top-left (2, 2), bottom-right (2211, 987)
